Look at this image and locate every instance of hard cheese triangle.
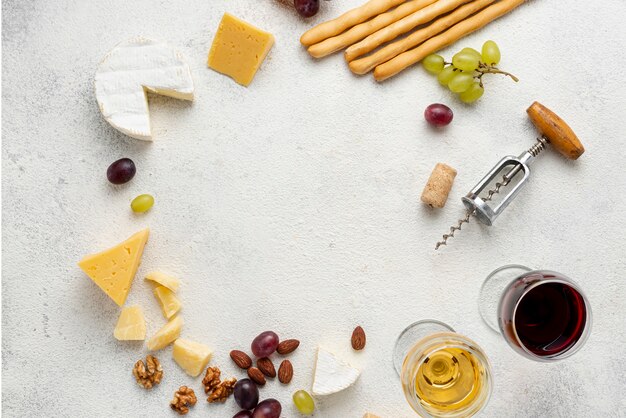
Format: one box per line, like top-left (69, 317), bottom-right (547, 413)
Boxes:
top-left (312, 347), bottom-right (360, 396)
top-left (78, 229), bottom-right (149, 306)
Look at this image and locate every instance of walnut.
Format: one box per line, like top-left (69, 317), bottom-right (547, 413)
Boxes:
top-left (170, 386), bottom-right (197, 415)
top-left (207, 378), bottom-right (237, 403)
top-left (202, 366), bottom-right (221, 394)
top-left (133, 355), bottom-right (163, 389)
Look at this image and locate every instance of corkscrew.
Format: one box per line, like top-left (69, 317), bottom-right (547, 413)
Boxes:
top-left (435, 102), bottom-right (585, 250)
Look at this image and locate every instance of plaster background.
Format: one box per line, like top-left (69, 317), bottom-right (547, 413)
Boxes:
top-left (3, 0), bottom-right (626, 416)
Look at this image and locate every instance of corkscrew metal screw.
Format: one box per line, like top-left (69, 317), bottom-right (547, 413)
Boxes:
top-left (435, 102), bottom-right (585, 250)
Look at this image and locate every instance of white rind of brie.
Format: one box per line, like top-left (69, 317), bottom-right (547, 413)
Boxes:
top-left (94, 36), bottom-right (194, 141)
top-left (312, 347), bottom-right (361, 396)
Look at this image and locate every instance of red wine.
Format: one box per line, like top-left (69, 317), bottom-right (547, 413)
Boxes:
top-left (513, 282), bottom-right (587, 356)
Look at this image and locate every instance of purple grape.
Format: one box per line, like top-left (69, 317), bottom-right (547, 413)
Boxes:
top-left (233, 411), bottom-right (253, 418)
top-left (234, 379), bottom-right (259, 410)
top-left (294, 0), bottom-right (319, 17)
top-left (252, 399), bottom-right (282, 418)
top-left (251, 331), bottom-right (279, 358)
top-left (424, 103), bottom-right (453, 127)
top-left (107, 158), bottom-right (136, 184)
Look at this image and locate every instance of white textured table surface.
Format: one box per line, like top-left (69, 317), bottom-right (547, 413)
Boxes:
top-left (3, 0), bottom-right (626, 417)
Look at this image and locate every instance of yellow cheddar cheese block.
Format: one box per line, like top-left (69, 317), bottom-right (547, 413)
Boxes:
top-left (145, 271), bottom-right (180, 292)
top-left (114, 306), bottom-right (146, 340)
top-left (172, 338), bottom-right (213, 377)
top-left (154, 285), bottom-right (182, 319)
top-left (78, 229), bottom-right (149, 306)
top-left (208, 13), bottom-right (274, 86)
top-left (147, 315), bottom-right (183, 351)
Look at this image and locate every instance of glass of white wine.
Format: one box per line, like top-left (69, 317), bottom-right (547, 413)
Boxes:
top-left (393, 320), bottom-right (492, 417)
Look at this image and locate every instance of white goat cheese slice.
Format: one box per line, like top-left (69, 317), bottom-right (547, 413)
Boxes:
top-left (312, 347), bottom-right (360, 396)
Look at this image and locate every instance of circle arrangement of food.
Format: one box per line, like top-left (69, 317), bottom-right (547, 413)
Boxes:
top-left (3, 0), bottom-right (625, 417)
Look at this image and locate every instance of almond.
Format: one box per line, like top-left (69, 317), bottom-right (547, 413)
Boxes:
top-left (276, 339), bottom-right (300, 355)
top-left (247, 367), bottom-right (266, 385)
top-left (256, 357), bottom-right (276, 378)
top-left (351, 326), bottom-right (366, 350)
top-left (278, 360), bottom-right (293, 384)
top-left (230, 350), bottom-right (252, 369)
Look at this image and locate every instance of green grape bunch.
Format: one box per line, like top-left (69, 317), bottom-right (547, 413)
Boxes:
top-left (422, 40), bottom-right (518, 103)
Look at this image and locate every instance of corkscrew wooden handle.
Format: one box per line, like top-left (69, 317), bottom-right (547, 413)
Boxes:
top-left (527, 101), bottom-right (585, 160)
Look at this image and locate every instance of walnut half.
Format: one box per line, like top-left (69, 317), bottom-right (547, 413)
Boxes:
top-left (207, 378), bottom-right (237, 403)
top-left (170, 386), bottom-right (197, 415)
top-left (202, 366), bottom-right (221, 394)
top-left (201, 366), bottom-right (237, 403)
top-left (133, 355), bottom-right (163, 389)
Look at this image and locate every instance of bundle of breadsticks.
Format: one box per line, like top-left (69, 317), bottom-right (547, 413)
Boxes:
top-left (300, 0), bottom-right (526, 81)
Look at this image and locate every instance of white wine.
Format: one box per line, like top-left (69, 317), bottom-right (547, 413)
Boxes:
top-left (415, 345), bottom-right (486, 414)
top-left (401, 333), bottom-right (491, 417)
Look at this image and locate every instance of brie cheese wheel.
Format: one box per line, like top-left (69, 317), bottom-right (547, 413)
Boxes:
top-left (312, 347), bottom-right (360, 396)
top-left (95, 37), bottom-right (194, 140)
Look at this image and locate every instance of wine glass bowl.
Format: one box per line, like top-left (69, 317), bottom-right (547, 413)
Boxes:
top-left (394, 321), bottom-right (492, 417)
top-left (479, 265), bottom-right (592, 361)
top-left (497, 270), bottom-right (592, 361)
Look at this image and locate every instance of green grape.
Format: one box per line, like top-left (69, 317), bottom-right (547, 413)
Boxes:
top-left (461, 47), bottom-right (482, 60)
top-left (452, 51), bottom-right (480, 71)
top-left (437, 66), bottom-right (456, 86)
top-left (422, 54), bottom-right (445, 74)
top-left (293, 390), bottom-right (315, 415)
top-left (131, 194), bottom-right (154, 213)
top-left (481, 40), bottom-right (500, 65)
top-left (448, 72), bottom-right (474, 93)
top-left (459, 82), bottom-right (484, 103)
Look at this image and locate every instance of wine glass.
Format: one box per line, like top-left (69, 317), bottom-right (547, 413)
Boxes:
top-left (478, 265), bottom-right (592, 361)
top-left (393, 320), bottom-right (492, 417)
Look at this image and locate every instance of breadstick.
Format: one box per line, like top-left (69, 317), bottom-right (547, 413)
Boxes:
top-left (307, 0), bottom-right (437, 58)
top-left (374, 0), bottom-right (526, 81)
top-left (300, 0), bottom-right (406, 47)
top-left (348, 0), bottom-right (495, 74)
top-left (345, 0), bottom-right (473, 61)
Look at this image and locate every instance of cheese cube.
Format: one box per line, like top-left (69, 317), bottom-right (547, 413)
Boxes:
top-left (363, 414), bottom-right (381, 418)
top-left (114, 306), bottom-right (146, 341)
top-left (153, 285), bottom-right (182, 319)
top-left (145, 271), bottom-right (180, 292)
top-left (172, 338), bottom-right (213, 377)
top-left (208, 13), bottom-right (274, 86)
top-left (78, 229), bottom-right (149, 306)
top-left (147, 315), bottom-right (183, 351)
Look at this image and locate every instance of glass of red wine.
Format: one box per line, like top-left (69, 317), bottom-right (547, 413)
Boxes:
top-left (478, 265), bottom-right (591, 361)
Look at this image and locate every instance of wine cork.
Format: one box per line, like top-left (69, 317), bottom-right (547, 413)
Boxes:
top-left (421, 163), bottom-right (457, 208)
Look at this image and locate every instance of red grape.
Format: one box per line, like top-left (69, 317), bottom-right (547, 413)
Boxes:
top-left (252, 399), bottom-right (282, 418)
top-left (234, 379), bottom-right (259, 410)
top-left (107, 158), bottom-right (136, 184)
top-left (233, 411), bottom-right (253, 418)
top-left (424, 103), bottom-right (453, 127)
top-left (251, 331), bottom-right (279, 358)
top-left (294, 0), bottom-right (319, 17)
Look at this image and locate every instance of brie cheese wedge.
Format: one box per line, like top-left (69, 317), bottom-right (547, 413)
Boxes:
top-left (95, 37), bottom-right (194, 140)
top-left (312, 347), bottom-right (360, 396)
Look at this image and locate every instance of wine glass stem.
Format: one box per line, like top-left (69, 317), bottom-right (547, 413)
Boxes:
top-left (478, 264), bottom-right (532, 333)
top-left (393, 320), bottom-right (455, 376)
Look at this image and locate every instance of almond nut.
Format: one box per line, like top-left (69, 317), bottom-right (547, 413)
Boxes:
top-left (230, 350), bottom-right (252, 369)
top-left (256, 357), bottom-right (276, 378)
top-left (278, 360), bottom-right (293, 384)
top-left (247, 367), bottom-right (266, 386)
top-left (351, 326), bottom-right (366, 350)
top-left (276, 339), bottom-right (300, 355)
